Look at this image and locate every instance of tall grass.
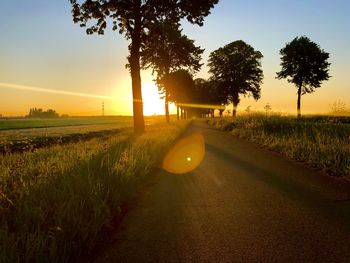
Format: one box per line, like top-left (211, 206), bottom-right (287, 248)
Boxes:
top-left (208, 114), bottom-right (350, 177)
top-left (0, 121), bottom-right (188, 262)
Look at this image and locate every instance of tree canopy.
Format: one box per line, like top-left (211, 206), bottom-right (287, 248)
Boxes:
top-left (191, 79), bottom-right (228, 116)
top-left (159, 69), bottom-right (195, 105)
top-left (71, 0), bottom-right (218, 133)
top-left (141, 22), bottom-right (203, 78)
top-left (155, 70), bottom-right (230, 119)
top-left (71, 0), bottom-right (219, 36)
top-left (276, 36), bottom-right (330, 117)
top-left (208, 40), bottom-right (263, 116)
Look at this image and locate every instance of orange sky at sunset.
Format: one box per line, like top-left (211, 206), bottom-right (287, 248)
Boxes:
top-left (0, 0), bottom-right (349, 117)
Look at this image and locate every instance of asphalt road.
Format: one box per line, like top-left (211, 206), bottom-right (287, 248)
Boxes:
top-left (95, 121), bottom-right (350, 263)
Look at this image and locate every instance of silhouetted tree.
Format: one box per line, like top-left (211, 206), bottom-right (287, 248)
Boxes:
top-left (330, 100), bottom-right (347, 116)
top-left (264, 103), bottom-right (272, 115)
top-left (159, 69), bottom-right (195, 119)
top-left (276, 36), bottom-right (331, 117)
top-left (193, 78), bottom-right (228, 117)
top-left (208, 40), bottom-right (263, 117)
top-left (71, 0), bottom-right (218, 134)
top-left (141, 22), bottom-right (203, 123)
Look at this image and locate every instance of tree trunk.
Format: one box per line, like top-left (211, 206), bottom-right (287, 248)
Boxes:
top-left (297, 84), bottom-right (302, 118)
top-left (232, 92), bottom-right (239, 118)
top-left (176, 105), bottom-right (179, 120)
top-left (129, 9), bottom-right (144, 134)
top-left (232, 103), bottom-right (238, 117)
top-left (164, 69), bottom-right (170, 123)
top-left (165, 91), bottom-right (170, 123)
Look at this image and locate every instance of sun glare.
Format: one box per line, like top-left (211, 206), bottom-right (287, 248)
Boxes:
top-left (142, 82), bottom-right (165, 116)
top-left (162, 133), bottom-right (206, 175)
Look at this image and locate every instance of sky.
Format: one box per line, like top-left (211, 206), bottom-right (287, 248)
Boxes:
top-left (0, 0), bottom-right (349, 116)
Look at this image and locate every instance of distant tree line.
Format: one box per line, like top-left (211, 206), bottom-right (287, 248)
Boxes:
top-left (26, 108), bottom-right (59, 118)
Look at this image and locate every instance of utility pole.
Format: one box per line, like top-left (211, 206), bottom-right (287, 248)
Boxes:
top-left (102, 101), bottom-right (105, 117)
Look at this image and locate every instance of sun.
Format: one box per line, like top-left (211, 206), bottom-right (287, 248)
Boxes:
top-left (142, 81), bottom-right (165, 116)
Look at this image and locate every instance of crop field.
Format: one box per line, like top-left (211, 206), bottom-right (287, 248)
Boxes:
top-left (0, 116), bottom-right (133, 130)
top-left (0, 116), bottom-right (175, 152)
top-left (0, 115), bottom-right (176, 131)
top-left (0, 120), bottom-right (189, 262)
top-left (207, 114), bottom-right (350, 177)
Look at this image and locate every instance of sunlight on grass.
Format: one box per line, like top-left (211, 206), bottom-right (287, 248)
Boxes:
top-left (0, 121), bottom-right (189, 262)
top-left (208, 114), bottom-right (350, 177)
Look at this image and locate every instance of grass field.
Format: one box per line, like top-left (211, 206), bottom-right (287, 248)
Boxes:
top-left (0, 120), bottom-right (189, 263)
top-left (207, 114), bottom-right (350, 177)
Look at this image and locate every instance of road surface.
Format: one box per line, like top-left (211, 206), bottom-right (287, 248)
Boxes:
top-left (95, 121), bottom-right (350, 263)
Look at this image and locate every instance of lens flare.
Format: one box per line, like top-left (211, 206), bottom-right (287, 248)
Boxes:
top-left (0, 82), bottom-right (115, 100)
top-left (162, 132), bottom-right (205, 174)
top-left (177, 102), bottom-right (225, 110)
